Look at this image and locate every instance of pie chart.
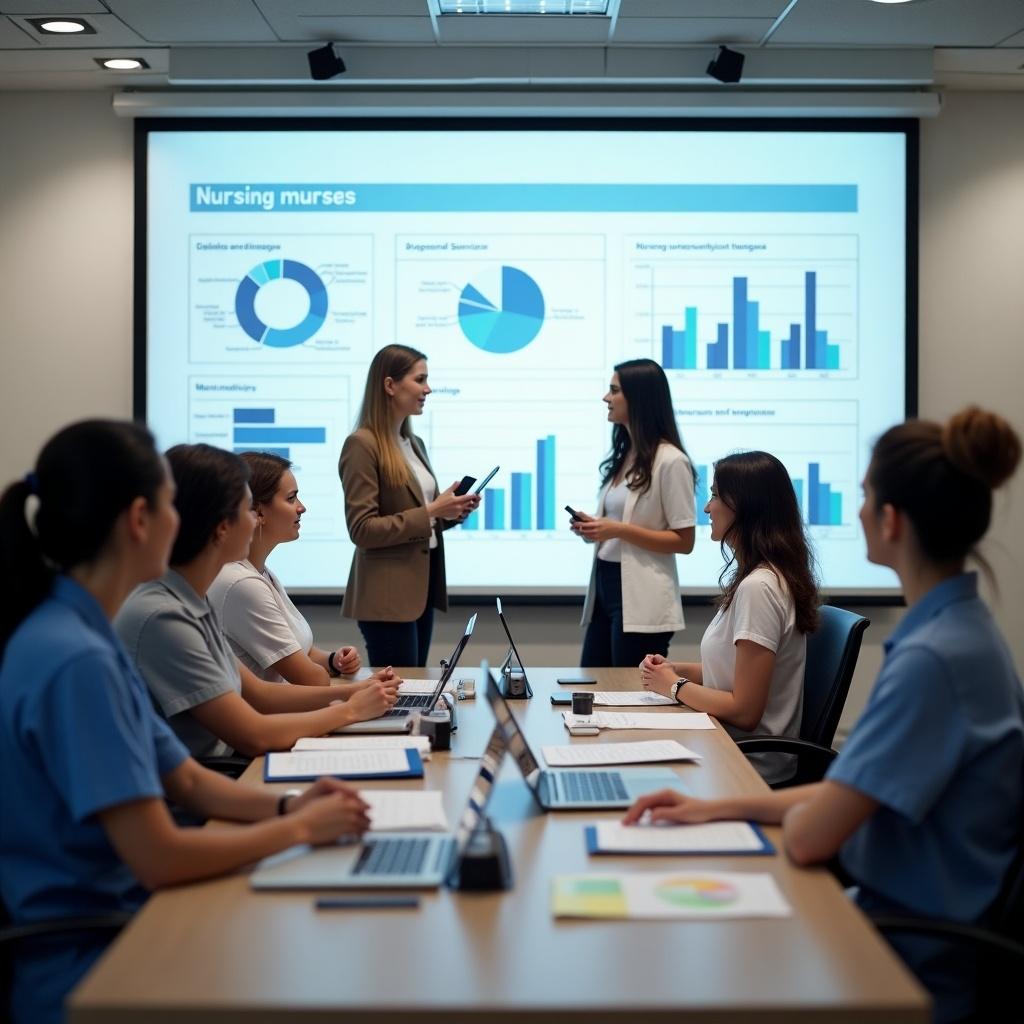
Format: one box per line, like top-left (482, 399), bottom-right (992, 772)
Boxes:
top-left (235, 258), bottom-right (328, 348)
top-left (457, 266), bottom-right (545, 354)
top-left (655, 876), bottom-right (738, 910)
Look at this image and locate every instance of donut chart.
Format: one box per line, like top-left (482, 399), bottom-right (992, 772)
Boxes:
top-left (235, 259), bottom-right (327, 348)
top-left (655, 876), bottom-right (738, 909)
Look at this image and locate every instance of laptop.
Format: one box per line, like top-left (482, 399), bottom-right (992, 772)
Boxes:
top-left (336, 613), bottom-right (476, 734)
top-left (495, 597), bottom-right (532, 698)
top-left (250, 722), bottom-right (507, 890)
top-left (485, 669), bottom-right (686, 810)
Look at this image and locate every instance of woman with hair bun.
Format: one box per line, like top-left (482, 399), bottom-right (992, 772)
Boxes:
top-left (625, 406), bottom-right (1024, 1024)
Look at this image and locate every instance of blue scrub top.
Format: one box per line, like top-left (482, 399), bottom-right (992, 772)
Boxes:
top-left (828, 572), bottom-right (1024, 1022)
top-left (0, 576), bottom-right (189, 1024)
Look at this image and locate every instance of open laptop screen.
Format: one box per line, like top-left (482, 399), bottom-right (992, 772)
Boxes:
top-left (485, 668), bottom-right (543, 795)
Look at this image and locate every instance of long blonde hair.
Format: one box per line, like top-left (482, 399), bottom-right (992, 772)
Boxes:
top-left (356, 344), bottom-right (427, 487)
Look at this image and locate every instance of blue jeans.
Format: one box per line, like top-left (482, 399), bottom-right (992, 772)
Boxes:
top-left (580, 558), bottom-right (673, 668)
top-left (358, 601), bottom-right (435, 668)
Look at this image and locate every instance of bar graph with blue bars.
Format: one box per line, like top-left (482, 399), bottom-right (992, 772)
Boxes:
top-left (660, 270), bottom-right (841, 372)
top-left (231, 406), bottom-right (329, 459)
top-left (793, 462), bottom-right (844, 526)
top-left (461, 434), bottom-right (557, 531)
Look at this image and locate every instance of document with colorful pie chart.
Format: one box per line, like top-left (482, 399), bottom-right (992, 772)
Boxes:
top-left (552, 871), bottom-right (791, 919)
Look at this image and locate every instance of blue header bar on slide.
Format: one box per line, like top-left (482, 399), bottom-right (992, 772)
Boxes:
top-left (189, 183), bottom-right (857, 213)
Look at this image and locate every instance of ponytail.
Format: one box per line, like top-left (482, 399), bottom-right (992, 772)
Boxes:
top-left (0, 420), bottom-right (164, 651)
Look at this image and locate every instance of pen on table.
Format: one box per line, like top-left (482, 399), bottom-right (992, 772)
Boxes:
top-left (315, 896), bottom-right (420, 910)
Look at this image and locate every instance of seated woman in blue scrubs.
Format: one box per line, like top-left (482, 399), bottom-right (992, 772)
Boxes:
top-left (0, 420), bottom-right (373, 1024)
top-left (624, 406), bottom-right (1024, 1024)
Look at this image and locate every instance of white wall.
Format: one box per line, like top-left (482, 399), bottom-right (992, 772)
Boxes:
top-left (0, 89), bottom-right (1021, 741)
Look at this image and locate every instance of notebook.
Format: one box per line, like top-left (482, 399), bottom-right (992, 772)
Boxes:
top-left (485, 670), bottom-right (687, 810)
top-left (335, 613), bottom-right (476, 734)
top-left (250, 723), bottom-right (507, 890)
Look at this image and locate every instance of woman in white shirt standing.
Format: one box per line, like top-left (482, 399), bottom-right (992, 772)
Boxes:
top-left (640, 450), bottom-right (820, 785)
top-left (210, 451), bottom-right (370, 691)
top-left (573, 358), bottom-right (697, 667)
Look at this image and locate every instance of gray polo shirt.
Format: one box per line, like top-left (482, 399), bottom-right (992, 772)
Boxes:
top-left (114, 569), bottom-right (241, 760)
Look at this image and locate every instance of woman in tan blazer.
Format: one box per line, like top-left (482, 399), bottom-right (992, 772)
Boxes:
top-left (340, 345), bottom-right (480, 666)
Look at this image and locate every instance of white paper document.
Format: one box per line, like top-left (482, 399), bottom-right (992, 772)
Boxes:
top-left (291, 735), bottom-right (432, 758)
top-left (398, 678), bottom-right (455, 695)
top-left (265, 748), bottom-right (411, 780)
top-left (541, 739), bottom-right (701, 767)
top-left (590, 692), bottom-right (676, 707)
top-left (593, 820), bottom-right (768, 854)
top-left (361, 790), bottom-right (449, 832)
top-left (553, 871), bottom-right (791, 920)
top-left (563, 711), bottom-right (715, 731)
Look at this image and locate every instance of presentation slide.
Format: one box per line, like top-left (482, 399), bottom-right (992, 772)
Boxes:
top-left (143, 124), bottom-right (909, 595)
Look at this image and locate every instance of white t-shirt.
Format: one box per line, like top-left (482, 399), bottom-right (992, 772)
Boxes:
top-left (700, 565), bottom-right (806, 785)
top-left (208, 559), bottom-right (314, 683)
top-left (399, 435), bottom-right (438, 550)
top-left (597, 480), bottom-right (629, 563)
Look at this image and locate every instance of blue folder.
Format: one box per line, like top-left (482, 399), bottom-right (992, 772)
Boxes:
top-left (584, 822), bottom-right (775, 857)
top-left (263, 748), bottom-right (424, 782)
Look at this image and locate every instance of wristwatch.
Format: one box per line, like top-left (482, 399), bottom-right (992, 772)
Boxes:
top-left (670, 678), bottom-right (688, 704)
top-left (277, 788), bottom-right (303, 815)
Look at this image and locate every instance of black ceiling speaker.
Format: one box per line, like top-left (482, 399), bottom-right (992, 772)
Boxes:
top-left (308, 43), bottom-right (346, 81)
top-left (706, 45), bottom-right (745, 84)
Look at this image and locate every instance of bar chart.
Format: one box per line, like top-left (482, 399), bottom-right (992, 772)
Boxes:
top-left (681, 400), bottom-right (858, 535)
top-left (188, 374), bottom-right (350, 541)
top-left (696, 460), bottom-right (845, 528)
top-left (460, 433), bottom-right (558, 532)
top-left (629, 234), bottom-right (857, 377)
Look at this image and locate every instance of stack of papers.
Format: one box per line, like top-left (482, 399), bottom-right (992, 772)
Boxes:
top-left (552, 871), bottom-right (791, 919)
top-left (264, 747), bottom-right (423, 782)
top-left (292, 735), bottom-right (432, 759)
top-left (562, 711), bottom-right (715, 731)
top-left (586, 820), bottom-right (774, 856)
top-left (541, 739), bottom-right (701, 767)
top-left (361, 790), bottom-right (449, 832)
top-left (586, 692), bottom-right (676, 707)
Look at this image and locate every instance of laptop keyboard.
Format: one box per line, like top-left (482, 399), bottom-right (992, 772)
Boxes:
top-left (556, 771), bottom-right (629, 803)
top-left (380, 707), bottom-right (411, 719)
top-left (395, 694), bottom-right (432, 708)
top-left (353, 837), bottom-right (431, 876)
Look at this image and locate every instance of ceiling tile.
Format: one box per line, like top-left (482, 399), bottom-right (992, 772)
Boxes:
top-left (770, 0), bottom-right (1024, 47)
top-left (0, 0), bottom-right (108, 11)
top-left (612, 17), bottom-right (774, 45)
top-left (0, 17), bottom-right (36, 45)
top-left (105, 0), bottom-right (277, 43)
top-left (619, 0), bottom-right (786, 16)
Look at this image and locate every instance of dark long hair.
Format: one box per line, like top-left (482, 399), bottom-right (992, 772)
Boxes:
top-left (164, 444), bottom-right (250, 566)
top-left (599, 359), bottom-right (696, 495)
top-left (0, 419), bottom-right (165, 649)
top-left (713, 451), bottom-right (819, 635)
top-left (868, 406), bottom-right (1021, 566)
top-left (239, 450), bottom-right (292, 509)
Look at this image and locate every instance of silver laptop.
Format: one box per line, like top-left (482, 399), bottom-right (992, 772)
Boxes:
top-left (336, 613), bottom-right (477, 734)
top-left (250, 723), bottom-right (507, 890)
top-left (485, 669), bottom-right (686, 810)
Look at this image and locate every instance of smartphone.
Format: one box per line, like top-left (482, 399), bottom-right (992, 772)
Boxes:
top-left (564, 504), bottom-right (583, 521)
top-left (454, 475), bottom-right (476, 496)
top-left (556, 676), bottom-right (598, 685)
top-left (472, 466), bottom-right (500, 494)
top-left (315, 896), bottom-right (420, 910)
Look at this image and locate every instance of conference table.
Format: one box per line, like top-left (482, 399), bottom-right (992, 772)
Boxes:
top-left (70, 667), bottom-right (929, 1023)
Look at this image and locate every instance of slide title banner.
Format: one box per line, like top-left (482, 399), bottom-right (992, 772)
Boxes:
top-left (190, 183), bottom-right (858, 214)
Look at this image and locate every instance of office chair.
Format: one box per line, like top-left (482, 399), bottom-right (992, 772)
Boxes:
top-left (735, 604), bottom-right (870, 789)
top-left (0, 900), bottom-right (130, 1024)
top-left (869, 835), bottom-right (1024, 1018)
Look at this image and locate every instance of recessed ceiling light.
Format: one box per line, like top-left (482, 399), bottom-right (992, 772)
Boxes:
top-left (439, 1), bottom-right (608, 13)
top-left (95, 57), bottom-right (150, 71)
top-left (28, 17), bottom-right (95, 34)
